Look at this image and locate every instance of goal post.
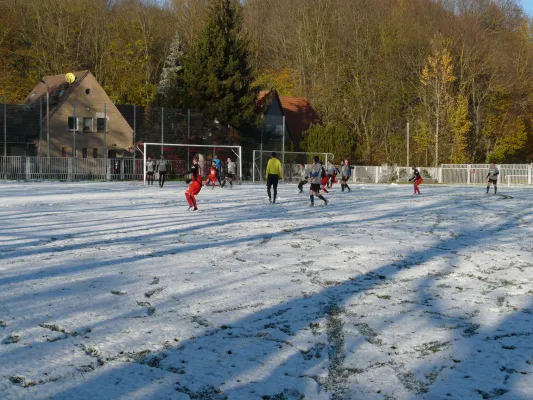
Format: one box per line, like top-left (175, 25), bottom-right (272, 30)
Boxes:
top-left (252, 150), bottom-right (334, 183)
top-left (143, 143), bottom-right (242, 185)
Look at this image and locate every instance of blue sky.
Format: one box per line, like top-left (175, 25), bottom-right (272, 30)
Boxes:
top-left (520, 0), bottom-right (533, 15)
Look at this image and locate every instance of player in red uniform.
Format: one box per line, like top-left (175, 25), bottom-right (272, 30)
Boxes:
top-left (185, 157), bottom-right (202, 210)
top-left (319, 162), bottom-right (329, 194)
top-left (204, 161), bottom-right (217, 189)
top-left (409, 166), bottom-right (423, 195)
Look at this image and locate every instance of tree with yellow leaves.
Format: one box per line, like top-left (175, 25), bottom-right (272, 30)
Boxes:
top-left (447, 93), bottom-right (471, 164)
top-left (421, 34), bottom-right (456, 167)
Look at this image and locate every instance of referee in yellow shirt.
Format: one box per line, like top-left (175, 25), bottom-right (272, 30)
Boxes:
top-left (265, 152), bottom-right (283, 204)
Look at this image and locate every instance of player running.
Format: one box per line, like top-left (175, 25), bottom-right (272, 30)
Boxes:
top-left (221, 157), bottom-right (236, 188)
top-left (319, 162), bottom-right (329, 194)
top-left (340, 160), bottom-right (351, 192)
top-left (308, 157), bottom-right (328, 206)
top-left (486, 163), bottom-right (499, 194)
top-left (297, 163), bottom-right (309, 193)
top-left (185, 157), bottom-right (202, 211)
top-left (409, 166), bottom-right (423, 195)
top-left (265, 152), bottom-right (282, 204)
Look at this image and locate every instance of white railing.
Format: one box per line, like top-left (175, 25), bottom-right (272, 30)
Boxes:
top-left (352, 165), bottom-right (440, 184)
top-left (0, 156), bottom-right (161, 181)
top-left (1, 157), bottom-right (533, 185)
top-left (353, 164), bottom-right (533, 185)
top-left (440, 164), bottom-right (532, 185)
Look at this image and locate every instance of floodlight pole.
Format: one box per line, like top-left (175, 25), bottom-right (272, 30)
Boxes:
top-left (72, 103), bottom-right (76, 158)
top-left (161, 107), bottom-right (164, 156)
top-left (281, 116), bottom-right (285, 168)
top-left (260, 124), bottom-right (264, 181)
top-left (46, 90), bottom-right (50, 158)
top-left (104, 103), bottom-right (108, 179)
top-left (143, 142), bottom-right (147, 186)
top-left (3, 96), bottom-right (6, 180)
top-left (39, 97), bottom-right (42, 160)
top-left (133, 105), bottom-right (136, 176)
top-left (40, 79), bottom-right (50, 158)
top-left (187, 108), bottom-right (190, 167)
top-left (407, 121), bottom-right (410, 167)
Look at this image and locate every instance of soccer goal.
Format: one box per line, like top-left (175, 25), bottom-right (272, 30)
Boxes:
top-left (143, 143), bottom-right (242, 185)
top-left (252, 150), bottom-right (334, 183)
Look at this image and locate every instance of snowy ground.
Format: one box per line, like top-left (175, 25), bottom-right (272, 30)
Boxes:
top-left (1, 181), bottom-right (533, 400)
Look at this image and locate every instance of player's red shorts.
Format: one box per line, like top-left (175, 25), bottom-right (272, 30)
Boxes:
top-left (415, 177), bottom-right (423, 185)
top-left (321, 177), bottom-right (328, 186)
top-left (186, 181), bottom-right (201, 196)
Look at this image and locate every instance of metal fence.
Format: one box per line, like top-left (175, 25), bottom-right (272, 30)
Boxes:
top-left (353, 164), bottom-right (533, 185)
top-left (0, 156), bottom-right (187, 181)
top-left (1, 157), bottom-right (533, 185)
top-left (353, 166), bottom-right (440, 184)
top-left (441, 164), bottom-right (532, 186)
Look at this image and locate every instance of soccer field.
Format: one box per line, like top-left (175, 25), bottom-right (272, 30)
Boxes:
top-left (1, 182), bottom-right (533, 400)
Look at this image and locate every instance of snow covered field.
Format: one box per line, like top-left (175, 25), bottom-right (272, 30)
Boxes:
top-left (1, 181), bottom-right (533, 400)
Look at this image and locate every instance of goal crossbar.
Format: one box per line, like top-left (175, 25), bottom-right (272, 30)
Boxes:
top-left (143, 143), bottom-right (242, 185)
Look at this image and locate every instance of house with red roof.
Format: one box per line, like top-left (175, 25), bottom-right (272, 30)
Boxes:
top-left (256, 90), bottom-right (321, 150)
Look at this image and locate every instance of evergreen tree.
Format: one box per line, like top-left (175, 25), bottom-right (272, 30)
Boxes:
top-left (183, 0), bottom-right (257, 140)
top-left (156, 32), bottom-right (185, 108)
top-left (301, 123), bottom-right (356, 161)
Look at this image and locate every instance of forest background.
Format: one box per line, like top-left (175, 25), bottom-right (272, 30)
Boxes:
top-left (1, 0), bottom-right (533, 166)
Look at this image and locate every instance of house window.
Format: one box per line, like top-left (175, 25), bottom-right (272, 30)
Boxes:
top-left (93, 148), bottom-right (98, 158)
top-left (82, 148), bottom-right (88, 158)
top-left (97, 118), bottom-right (106, 132)
top-left (83, 118), bottom-right (93, 132)
top-left (62, 147), bottom-right (67, 158)
top-left (68, 117), bottom-right (80, 132)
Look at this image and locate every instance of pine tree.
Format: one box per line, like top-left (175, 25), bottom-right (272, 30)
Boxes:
top-left (183, 0), bottom-right (256, 140)
top-left (301, 123), bottom-right (355, 161)
top-left (156, 32), bottom-right (185, 108)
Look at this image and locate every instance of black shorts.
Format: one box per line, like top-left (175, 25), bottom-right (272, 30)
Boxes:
top-left (341, 176), bottom-right (349, 182)
top-left (227, 173), bottom-right (235, 179)
top-left (488, 179), bottom-right (497, 184)
top-left (310, 183), bottom-right (321, 192)
top-left (147, 172), bottom-right (154, 176)
top-left (267, 174), bottom-right (279, 187)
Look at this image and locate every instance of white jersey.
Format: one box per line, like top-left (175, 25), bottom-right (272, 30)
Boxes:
top-left (146, 160), bottom-right (156, 173)
top-left (227, 161), bottom-right (236, 174)
top-left (326, 164), bottom-right (336, 175)
top-left (310, 163), bottom-right (323, 184)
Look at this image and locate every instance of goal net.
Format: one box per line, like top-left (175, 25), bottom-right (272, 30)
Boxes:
top-left (252, 150), bottom-right (334, 183)
top-left (143, 143), bottom-right (242, 185)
